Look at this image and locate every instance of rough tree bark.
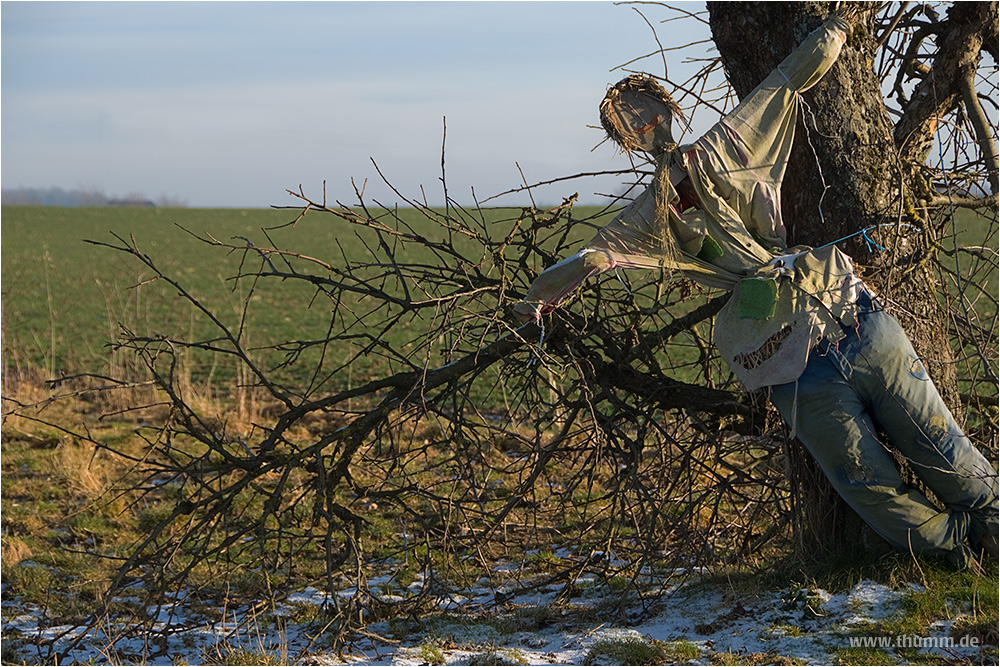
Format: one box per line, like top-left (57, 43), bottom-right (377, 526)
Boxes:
top-left (706, 0), bottom-right (997, 555)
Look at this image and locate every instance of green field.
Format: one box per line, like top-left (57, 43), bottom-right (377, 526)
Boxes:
top-left (2, 204), bottom-right (611, 389)
top-left (3, 204), bottom-right (994, 390)
top-left (3, 206), bottom-right (294, 376)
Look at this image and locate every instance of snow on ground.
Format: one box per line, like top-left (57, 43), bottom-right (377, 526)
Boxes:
top-left (1, 562), bottom-right (993, 665)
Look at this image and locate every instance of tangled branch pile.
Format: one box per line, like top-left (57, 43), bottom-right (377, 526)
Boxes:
top-left (50, 184), bottom-right (798, 644)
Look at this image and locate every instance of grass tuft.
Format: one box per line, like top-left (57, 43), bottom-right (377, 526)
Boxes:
top-left (584, 637), bottom-right (678, 665)
top-left (709, 649), bottom-right (805, 665)
top-left (465, 647), bottom-right (529, 665)
top-left (831, 646), bottom-right (901, 665)
top-left (1, 535), bottom-right (33, 567)
top-left (202, 646), bottom-right (288, 666)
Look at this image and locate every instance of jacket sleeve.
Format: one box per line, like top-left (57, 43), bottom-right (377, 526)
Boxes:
top-left (689, 16), bottom-right (850, 247)
top-left (513, 244), bottom-right (670, 323)
top-left (513, 249), bottom-right (614, 323)
top-left (718, 16), bottom-right (850, 173)
top-left (513, 187), bottom-right (668, 323)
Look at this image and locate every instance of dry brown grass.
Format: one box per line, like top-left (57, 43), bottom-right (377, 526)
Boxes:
top-left (1, 535), bottom-right (34, 567)
top-left (52, 441), bottom-right (113, 501)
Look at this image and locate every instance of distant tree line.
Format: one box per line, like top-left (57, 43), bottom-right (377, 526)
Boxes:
top-left (1, 186), bottom-right (187, 208)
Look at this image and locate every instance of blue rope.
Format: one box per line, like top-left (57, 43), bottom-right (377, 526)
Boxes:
top-left (861, 228), bottom-right (885, 253)
top-left (818, 223), bottom-right (920, 253)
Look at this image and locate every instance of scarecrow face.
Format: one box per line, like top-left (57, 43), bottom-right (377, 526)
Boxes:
top-left (600, 76), bottom-right (678, 156)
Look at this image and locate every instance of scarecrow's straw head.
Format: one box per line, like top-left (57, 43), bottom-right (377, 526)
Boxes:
top-left (600, 75), bottom-right (683, 156)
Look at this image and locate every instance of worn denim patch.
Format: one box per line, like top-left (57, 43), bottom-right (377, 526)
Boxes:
top-left (906, 354), bottom-right (929, 381)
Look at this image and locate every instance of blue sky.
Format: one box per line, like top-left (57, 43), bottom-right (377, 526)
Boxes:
top-left (2, 1), bottom-right (715, 208)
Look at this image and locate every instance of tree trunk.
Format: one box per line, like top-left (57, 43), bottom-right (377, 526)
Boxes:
top-left (706, 1), bottom-right (965, 557)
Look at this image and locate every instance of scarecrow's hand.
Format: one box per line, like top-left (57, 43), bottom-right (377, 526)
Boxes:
top-left (833, 2), bottom-right (875, 29)
top-left (513, 301), bottom-right (543, 325)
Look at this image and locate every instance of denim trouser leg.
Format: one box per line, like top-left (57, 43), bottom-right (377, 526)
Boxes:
top-left (768, 302), bottom-right (999, 564)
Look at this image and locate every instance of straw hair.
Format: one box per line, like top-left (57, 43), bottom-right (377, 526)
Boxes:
top-left (653, 156), bottom-right (681, 266)
top-left (600, 75), bottom-right (684, 154)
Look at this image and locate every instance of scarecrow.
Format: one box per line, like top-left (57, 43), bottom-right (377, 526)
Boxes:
top-left (514, 12), bottom-right (998, 568)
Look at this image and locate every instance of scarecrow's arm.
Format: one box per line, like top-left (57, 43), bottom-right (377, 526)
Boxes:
top-left (512, 248), bottom-right (666, 323)
top-left (685, 16), bottom-right (851, 248)
top-left (711, 16), bottom-right (851, 180)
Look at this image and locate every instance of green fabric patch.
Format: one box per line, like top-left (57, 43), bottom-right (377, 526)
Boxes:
top-left (738, 277), bottom-right (778, 320)
top-left (696, 234), bottom-right (725, 262)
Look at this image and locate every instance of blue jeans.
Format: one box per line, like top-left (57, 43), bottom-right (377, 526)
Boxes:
top-left (768, 292), bottom-right (998, 566)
